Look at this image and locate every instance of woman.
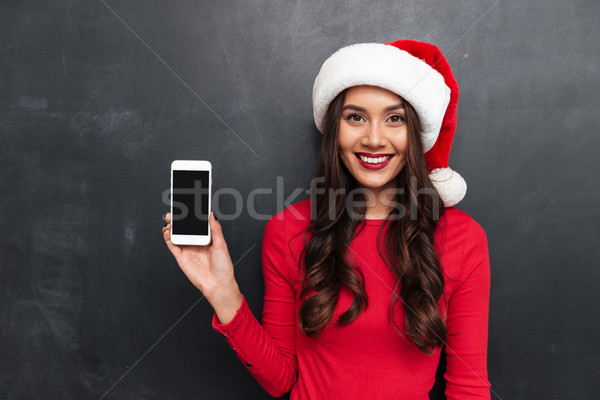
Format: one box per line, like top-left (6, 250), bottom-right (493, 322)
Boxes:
top-left (163, 40), bottom-right (491, 399)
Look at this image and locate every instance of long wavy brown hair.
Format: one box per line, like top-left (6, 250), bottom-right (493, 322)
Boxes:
top-left (297, 88), bottom-right (447, 354)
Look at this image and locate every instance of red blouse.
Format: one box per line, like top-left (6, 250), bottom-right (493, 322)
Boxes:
top-left (212, 199), bottom-right (491, 399)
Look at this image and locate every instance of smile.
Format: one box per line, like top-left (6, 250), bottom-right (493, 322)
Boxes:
top-left (354, 153), bottom-right (394, 170)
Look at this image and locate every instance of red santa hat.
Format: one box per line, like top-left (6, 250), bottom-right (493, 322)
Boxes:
top-left (312, 39), bottom-right (466, 207)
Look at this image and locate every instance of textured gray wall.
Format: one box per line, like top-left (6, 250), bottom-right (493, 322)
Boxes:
top-left (1, 0), bottom-right (599, 399)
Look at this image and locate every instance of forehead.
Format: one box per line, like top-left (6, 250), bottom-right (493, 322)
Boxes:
top-left (343, 85), bottom-right (404, 106)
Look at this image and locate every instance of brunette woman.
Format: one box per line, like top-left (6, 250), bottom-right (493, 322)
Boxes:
top-left (163, 39), bottom-right (491, 399)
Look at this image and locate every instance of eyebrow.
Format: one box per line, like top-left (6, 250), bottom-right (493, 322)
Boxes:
top-left (342, 103), bottom-right (405, 112)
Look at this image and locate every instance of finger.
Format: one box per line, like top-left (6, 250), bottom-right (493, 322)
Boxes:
top-left (162, 223), bottom-right (170, 243)
top-left (209, 212), bottom-right (227, 250)
top-left (165, 212), bottom-right (171, 224)
top-left (162, 223), bottom-right (182, 258)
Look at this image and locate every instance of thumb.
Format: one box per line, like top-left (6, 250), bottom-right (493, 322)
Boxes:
top-left (209, 211), bottom-right (227, 250)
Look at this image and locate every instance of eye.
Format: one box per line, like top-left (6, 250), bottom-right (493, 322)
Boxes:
top-left (345, 113), bottom-right (366, 123)
top-left (387, 114), bottom-right (406, 125)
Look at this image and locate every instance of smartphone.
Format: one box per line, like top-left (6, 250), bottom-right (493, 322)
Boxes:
top-left (170, 160), bottom-right (212, 246)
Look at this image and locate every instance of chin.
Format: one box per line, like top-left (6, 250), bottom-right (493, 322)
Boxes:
top-left (357, 180), bottom-right (394, 191)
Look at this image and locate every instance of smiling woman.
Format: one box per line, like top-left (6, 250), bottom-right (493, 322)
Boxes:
top-left (163, 39), bottom-right (491, 400)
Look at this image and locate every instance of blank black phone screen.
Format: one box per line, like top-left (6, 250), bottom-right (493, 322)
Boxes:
top-left (172, 170), bottom-right (209, 235)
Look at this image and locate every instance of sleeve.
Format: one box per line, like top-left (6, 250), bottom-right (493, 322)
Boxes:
top-left (444, 219), bottom-right (492, 400)
top-left (211, 216), bottom-right (299, 397)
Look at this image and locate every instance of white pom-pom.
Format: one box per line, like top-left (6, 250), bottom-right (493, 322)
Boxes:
top-left (429, 168), bottom-right (467, 207)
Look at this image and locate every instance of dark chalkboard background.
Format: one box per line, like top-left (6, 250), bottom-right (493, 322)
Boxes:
top-left (1, 0), bottom-right (599, 399)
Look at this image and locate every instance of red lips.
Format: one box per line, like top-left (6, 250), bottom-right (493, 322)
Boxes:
top-left (354, 153), bottom-right (394, 170)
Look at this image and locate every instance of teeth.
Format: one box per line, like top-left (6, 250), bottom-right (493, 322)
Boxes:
top-left (358, 155), bottom-right (391, 164)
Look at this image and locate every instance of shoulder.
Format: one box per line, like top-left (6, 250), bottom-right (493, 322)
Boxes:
top-left (437, 207), bottom-right (487, 243)
top-left (263, 199), bottom-right (312, 246)
top-left (265, 199), bottom-right (312, 232)
top-left (436, 207), bottom-right (489, 280)
top-left (262, 199), bottom-right (312, 272)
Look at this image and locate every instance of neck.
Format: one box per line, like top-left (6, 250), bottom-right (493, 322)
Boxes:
top-left (362, 184), bottom-right (396, 219)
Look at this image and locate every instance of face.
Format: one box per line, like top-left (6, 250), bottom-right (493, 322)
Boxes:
top-left (337, 85), bottom-right (409, 199)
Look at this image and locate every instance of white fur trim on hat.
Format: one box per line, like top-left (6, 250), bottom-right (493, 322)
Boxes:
top-left (312, 43), bottom-right (451, 152)
top-left (429, 167), bottom-right (467, 207)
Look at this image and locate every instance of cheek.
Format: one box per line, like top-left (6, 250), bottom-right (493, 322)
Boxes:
top-left (337, 129), bottom-right (354, 157)
top-left (336, 141), bottom-right (355, 170)
top-left (339, 149), bottom-right (354, 169)
top-left (395, 131), bottom-right (409, 155)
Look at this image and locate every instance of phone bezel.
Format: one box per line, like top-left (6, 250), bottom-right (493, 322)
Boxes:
top-left (170, 160), bottom-right (212, 246)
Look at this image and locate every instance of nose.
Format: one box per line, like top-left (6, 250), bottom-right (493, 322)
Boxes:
top-left (361, 121), bottom-right (387, 147)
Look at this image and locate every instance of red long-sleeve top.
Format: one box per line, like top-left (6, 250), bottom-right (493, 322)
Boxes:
top-left (212, 199), bottom-right (491, 399)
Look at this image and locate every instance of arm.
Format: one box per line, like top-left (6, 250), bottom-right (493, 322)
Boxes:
top-left (444, 219), bottom-right (492, 400)
top-left (211, 216), bottom-right (299, 397)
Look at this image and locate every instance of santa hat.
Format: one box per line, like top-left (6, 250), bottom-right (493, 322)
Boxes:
top-left (312, 39), bottom-right (466, 207)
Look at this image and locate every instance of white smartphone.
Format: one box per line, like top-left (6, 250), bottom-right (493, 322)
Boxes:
top-left (170, 160), bottom-right (212, 246)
